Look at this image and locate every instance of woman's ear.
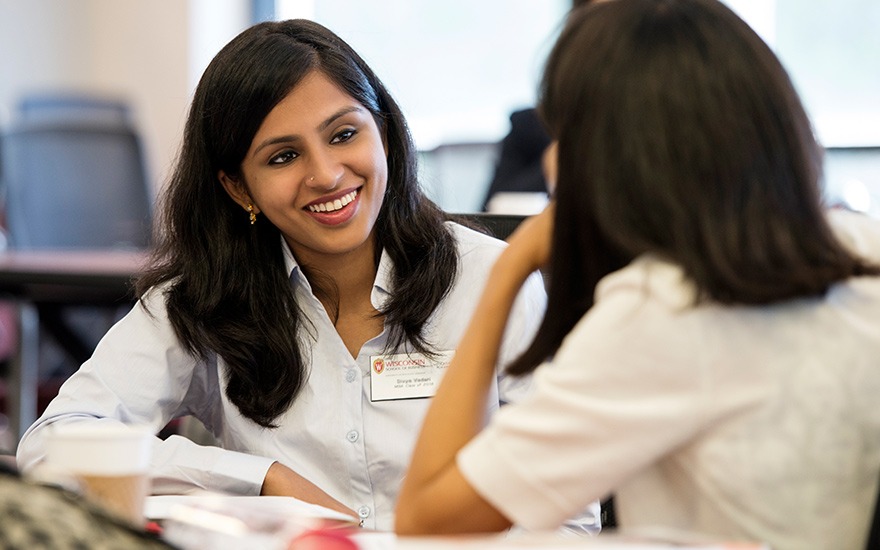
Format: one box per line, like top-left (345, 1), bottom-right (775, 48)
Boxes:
top-left (218, 171), bottom-right (259, 213)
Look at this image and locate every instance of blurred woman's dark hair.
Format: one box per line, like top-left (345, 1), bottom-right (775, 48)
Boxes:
top-left (509, 0), bottom-right (879, 375)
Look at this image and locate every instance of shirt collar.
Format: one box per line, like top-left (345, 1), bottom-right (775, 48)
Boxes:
top-left (281, 235), bottom-right (393, 308)
top-left (281, 235), bottom-right (309, 289)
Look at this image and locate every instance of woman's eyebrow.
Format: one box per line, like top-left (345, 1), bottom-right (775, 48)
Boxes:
top-left (318, 106), bottom-right (364, 132)
top-left (252, 106), bottom-right (366, 156)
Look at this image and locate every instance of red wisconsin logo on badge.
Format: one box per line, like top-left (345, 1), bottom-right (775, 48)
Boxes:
top-left (372, 358), bottom-right (385, 374)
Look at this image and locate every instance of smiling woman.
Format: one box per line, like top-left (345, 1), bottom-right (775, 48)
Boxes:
top-left (220, 71), bottom-right (388, 269)
top-left (13, 19), bottom-right (580, 534)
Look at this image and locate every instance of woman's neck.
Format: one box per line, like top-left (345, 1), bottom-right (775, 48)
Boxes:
top-left (290, 237), bottom-right (385, 357)
top-left (291, 236), bottom-right (379, 314)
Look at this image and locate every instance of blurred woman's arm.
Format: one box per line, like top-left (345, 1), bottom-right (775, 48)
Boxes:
top-left (396, 208), bottom-right (553, 535)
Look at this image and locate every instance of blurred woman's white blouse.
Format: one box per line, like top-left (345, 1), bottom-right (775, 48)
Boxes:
top-left (458, 210), bottom-right (880, 550)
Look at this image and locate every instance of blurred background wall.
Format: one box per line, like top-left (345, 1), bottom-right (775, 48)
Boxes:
top-left (0, 0), bottom-right (191, 198)
top-left (1, 0), bottom-right (878, 214)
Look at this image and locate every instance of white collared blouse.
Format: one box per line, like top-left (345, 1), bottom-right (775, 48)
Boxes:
top-left (17, 222), bottom-right (549, 531)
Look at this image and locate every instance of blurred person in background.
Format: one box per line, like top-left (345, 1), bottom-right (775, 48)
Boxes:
top-left (482, 0), bottom-right (593, 214)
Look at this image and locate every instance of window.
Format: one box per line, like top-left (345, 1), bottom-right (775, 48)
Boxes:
top-left (263, 0), bottom-right (880, 213)
top-left (275, 0), bottom-right (570, 151)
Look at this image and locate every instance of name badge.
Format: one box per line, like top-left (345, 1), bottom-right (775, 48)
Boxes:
top-left (369, 351), bottom-right (454, 402)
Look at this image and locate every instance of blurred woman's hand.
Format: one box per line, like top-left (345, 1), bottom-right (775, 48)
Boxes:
top-left (262, 462), bottom-right (357, 519)
top-left (502, 203), bottom-right (555, 276)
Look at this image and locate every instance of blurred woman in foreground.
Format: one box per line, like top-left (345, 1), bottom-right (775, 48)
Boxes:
top-left (396, 1), bottom-right (880, 548)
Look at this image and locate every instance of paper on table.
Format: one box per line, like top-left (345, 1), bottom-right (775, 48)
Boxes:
top-left (145, 494), bottom-right (359, 524)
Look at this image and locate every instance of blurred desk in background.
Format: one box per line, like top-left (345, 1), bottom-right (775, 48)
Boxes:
top-left (0, 250), bottom-right (148, 442)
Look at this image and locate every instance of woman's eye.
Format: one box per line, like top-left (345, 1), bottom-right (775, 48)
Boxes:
top-left (269, 150), bottom-right (297, 165)
top-left (330, 129), bottom-right (356, 144)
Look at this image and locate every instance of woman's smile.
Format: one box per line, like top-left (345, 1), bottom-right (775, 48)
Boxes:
top-left (305, 187), bottom-right (361, 225)
top-left (224, 69), bottom-right (389, 262)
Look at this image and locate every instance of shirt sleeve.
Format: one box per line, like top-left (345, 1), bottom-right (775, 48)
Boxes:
top-left (458, 265), bottom-right (709, 531)
top-left (15, 291), bottom-right (275, 496)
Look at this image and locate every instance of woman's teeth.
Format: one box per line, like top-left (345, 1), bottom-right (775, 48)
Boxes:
top-left (307, 190), bottom-right (358, 213)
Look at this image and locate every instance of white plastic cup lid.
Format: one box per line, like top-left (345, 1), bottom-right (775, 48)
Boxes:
top-left (45, 423), bottom-right (153, 475)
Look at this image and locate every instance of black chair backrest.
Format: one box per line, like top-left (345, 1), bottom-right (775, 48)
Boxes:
top-left (18, 94), bottom-right (131, 125)
top-left (1, 116), bottom-right (152, 250)
top-left (448, 212), bottom-right (527, 241)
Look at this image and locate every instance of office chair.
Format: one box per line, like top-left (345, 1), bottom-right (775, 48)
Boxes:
top-left (18, 94), bottom-right (131, 126)
top-left (0, 100), bottom-right (152, 417)
top-left (447, 212), bottom-right (527, 241)
top-left (2, 117), bottom-right (151, 250)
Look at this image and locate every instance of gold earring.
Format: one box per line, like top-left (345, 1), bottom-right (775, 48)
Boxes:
top-left (247, 204), bottom-right (257, 225)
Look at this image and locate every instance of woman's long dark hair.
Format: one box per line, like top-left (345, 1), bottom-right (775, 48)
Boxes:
top-left (508, 0), bottom-right (879, 375)
top-left (137, 20), bottom-right (457, 427)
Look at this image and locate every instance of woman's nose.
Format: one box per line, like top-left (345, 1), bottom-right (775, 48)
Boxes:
top-left (304, 149), bottom-right (343, 190)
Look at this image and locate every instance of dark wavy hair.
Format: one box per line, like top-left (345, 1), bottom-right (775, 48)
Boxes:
top-left (508, 0), bottom-right (879, 375)
top-left (137, 19), bottom-right (457, 427)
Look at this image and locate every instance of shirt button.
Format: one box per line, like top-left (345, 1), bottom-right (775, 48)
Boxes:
top-left (346, 430), bottom-right (359, 442)
top-left (345, 370), bottom-right (357, 383)
top-left (357, 505), bottom-right (371, 519)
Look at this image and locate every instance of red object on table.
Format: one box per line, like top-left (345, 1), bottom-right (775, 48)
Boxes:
top-left (288, 526), bottom-right (359, 550)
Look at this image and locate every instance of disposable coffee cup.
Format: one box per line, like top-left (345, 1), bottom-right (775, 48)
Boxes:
top-left (44, 423), bottom-right (153, 525)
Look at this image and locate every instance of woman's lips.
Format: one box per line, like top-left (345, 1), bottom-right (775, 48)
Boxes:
top-left (306, 189), bottom-right (358, 213)
top-left (304, 187), bottom-right (361, 226)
